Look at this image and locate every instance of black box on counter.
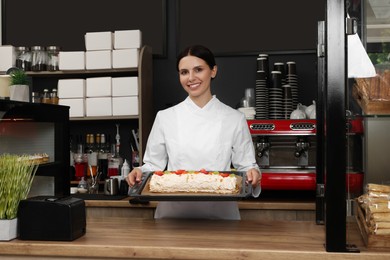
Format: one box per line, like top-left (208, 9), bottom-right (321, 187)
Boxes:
top-left (17, 196), bottom-right (86, 241)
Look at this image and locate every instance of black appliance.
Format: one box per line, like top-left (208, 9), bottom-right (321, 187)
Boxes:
top-left (18, 196), bottom-right (86, 241)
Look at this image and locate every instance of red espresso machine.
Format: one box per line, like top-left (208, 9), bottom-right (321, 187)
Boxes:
top-left (247, 119), bottom-right (364, 194)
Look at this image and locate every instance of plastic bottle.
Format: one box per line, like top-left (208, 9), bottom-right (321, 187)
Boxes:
top-left (121, 159), bottom-right (130, 179)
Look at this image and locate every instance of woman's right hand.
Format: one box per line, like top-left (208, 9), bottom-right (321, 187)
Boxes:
top-left (126, 167), bottom-right (143, 186)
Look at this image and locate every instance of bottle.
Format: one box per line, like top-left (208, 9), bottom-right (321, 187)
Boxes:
top-left (74, 142), bottom-right (87, 181)
top-left (108, 124), bottom-right (123, 177)
top-left (41, 89), bottom-right (51, 104)
top-left (108, 143), bottom-right (123, 177)
top-left (50, 88), bottom-right (59, 104)
top-left (121, 159), bottom-right (130, 179)
top-left (98, 133), bottom-right (108, 180)
top-left (69, 135), bottom-right (76, 181)
top-left (86, 133), bottom-right (98, 177)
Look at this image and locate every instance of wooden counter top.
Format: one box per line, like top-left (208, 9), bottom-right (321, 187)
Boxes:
top-left (1, 217), bottom-right (390, 259)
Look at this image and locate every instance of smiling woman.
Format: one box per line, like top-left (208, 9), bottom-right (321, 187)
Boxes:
top-left (126, 45), bottom-right (261, 220)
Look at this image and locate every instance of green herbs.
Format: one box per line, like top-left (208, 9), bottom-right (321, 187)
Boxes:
top-left (9, 69), bottom-right (30, 86)
top-left (0, 154), bottom-right (39, 219)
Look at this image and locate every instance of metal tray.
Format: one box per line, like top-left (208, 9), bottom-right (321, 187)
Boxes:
top-left (128, 171), bottom-right (252, 201)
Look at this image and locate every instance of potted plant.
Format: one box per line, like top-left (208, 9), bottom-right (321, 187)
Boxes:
top-left (0, 154), bottom-right (38, 241)
top-left (8, 69), bottom-right (30, 102)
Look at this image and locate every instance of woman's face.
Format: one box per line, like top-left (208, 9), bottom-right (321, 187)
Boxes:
top-left (178, 55), bottom-right (217, 101)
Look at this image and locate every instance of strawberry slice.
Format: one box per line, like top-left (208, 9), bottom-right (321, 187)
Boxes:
top-left (219, 173), bottom-right (230, 177)
top-left (199, 168), bottom-right (208, 174)
top-left (175, 169), bottom-right (186, 175)
top-left (154, 171), bottom-right (164, 176)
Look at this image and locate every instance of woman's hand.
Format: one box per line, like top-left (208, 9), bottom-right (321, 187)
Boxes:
top-left (126, 167), bottom-right (143, 186)
top-left (246, 168), bottom-right (261, 188)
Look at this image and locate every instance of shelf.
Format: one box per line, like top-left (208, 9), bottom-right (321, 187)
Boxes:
top-left (70, 115), bottom-right (139, 121)
top-left (25, 68), bottom-right (138, 77)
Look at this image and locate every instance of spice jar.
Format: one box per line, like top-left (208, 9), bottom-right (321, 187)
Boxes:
top-left (47, 46), bottom-right (60, 71)
top-left (41, 89), bottom-right (51, 104)
top-left (50, 88), bottom-right (59, 104)
top-left (15, 46), bottom-right (32, 71)
top-left (31, 92), bottom-right (41, 103)
top-left (31, 46), bottom-right (48, 71)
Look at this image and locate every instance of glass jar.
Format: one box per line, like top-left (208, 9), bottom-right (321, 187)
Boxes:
top-left (50, 88), bottom-right (59, 104)
top-left (31, 46), bottom-right (47, 71)
top-left (41, 88), bottom-right (51, 104)
top-left (31, 92), bottom-right (41, 103)
top-left (15, 46), bottom-right (32, 71)
top-left (46, 46), bottom-right (60, 71)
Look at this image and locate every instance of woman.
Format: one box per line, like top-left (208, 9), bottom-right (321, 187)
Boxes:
top-left (127, 45), bottom-right (261, 219)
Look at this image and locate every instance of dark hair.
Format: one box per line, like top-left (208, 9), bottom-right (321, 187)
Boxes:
top-left (176, 45), bottom-right (216, 71)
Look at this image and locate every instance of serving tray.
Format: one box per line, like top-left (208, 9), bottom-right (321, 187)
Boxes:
top-left (128, 171), bottom-right (252, 201)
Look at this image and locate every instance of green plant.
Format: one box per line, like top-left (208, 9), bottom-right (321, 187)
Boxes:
top-left (9, 69), bottom-right (29, 86)
top-left (0, 154), bottom-right (39, 219)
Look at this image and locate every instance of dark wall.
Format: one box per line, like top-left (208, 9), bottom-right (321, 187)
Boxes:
top-left (2, 0), bottom-right (324, 113)
top-left (153, 0), bottom-right (322, 112)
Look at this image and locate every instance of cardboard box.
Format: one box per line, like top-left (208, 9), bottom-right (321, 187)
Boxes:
top-left (57, 79), bottom-right (85, 98)
top-left (0, 45), bottom-right (15, 72)
top-left (59, 51), bottom-right (85, 70)
top-left (85, 31), bottom-right (113, 51)
top-left (86, 50), bottom-right (112, 70)
top-left (59, 98), bottom-right (85, 117)
top-left (112, 96), bottom-right (139, 116)
top-left (86, 77), bottom-right (112, 97)
top-left (114, 30), bottom-right (142, 49)
top-left (112, 77), bottom-right (138, 96)
top-left (86, 97), bottom-right (112, 117)
top-left (112, 49), bottom-right (138, 68)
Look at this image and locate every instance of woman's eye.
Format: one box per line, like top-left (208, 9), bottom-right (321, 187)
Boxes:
top-left (180, 70), bottom-right (188, 76)
top-left (194, 67), bottom-right (203, 73)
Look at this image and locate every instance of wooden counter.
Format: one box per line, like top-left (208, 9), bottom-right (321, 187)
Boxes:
top-left (1, 217), bottom-right (390, 260)
top-left (83, 196), bottom-right (317, 221)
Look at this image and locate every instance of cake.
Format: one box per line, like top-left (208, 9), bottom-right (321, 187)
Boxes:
top-left (149, 169), bottom-right (240, 194)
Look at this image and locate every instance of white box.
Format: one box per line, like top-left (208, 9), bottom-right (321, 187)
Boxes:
top-left (114, 30), bottom-right (142, 49)
top-left (112, 96), bottom-right (139, 116)
top-left (85, 31), bottom-right (113, 51)
top-left (112, 77), bottom-right (138, 96)
top-left (86, 50), bottom-right (112, 70)
top-left (86, 77), bottom-right (112, 97)
top-left (0, 45), bottom-right (15, 72)
top-left (59, 98), bottom-right (85, 118)
top-left (112, 49), bottom-right (138, 68)
top-left (57, 79), bottom-right (85, 98)
top-left (59, 51), bottom-right (85, 70)
top-left (86, 97), bottom-right (112, 117)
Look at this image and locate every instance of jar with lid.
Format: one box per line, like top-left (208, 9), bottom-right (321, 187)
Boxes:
top-left (47, 46), bottom-right (60, 71)
top-left (50, 88), bottom-right (59, 104)
top-left (41, 88), bottom-right (51, 104)
top-left (31, 92), bottom-right (41, 103)
top-left (15, 46), bottom-right (32, 71)
top-left (31, 46), bottom-right (47, 71)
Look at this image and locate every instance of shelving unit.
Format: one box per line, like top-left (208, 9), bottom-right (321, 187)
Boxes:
top-left (26, 46), bottom-right (154, 164)
top-left (0, 100), bottom-right (70, 196)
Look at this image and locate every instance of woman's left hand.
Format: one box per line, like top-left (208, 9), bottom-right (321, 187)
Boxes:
top-left (246, 168), bottom-right (261, 188)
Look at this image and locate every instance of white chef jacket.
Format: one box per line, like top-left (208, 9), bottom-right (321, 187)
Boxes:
top-left (140, 96), bottom-right (260, 220)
